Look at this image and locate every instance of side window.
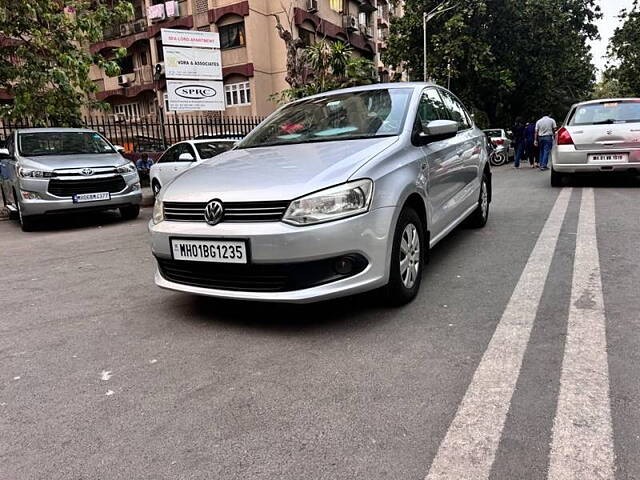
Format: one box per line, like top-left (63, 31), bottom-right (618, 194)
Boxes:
top-left (416, 89), bottom-right (442, 126)
top-left (440, 90), bottom-right (472, 131)
top-left (158, 145), bottom-right (180, 163)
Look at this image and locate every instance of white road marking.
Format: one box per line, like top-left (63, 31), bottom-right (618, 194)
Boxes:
top-left (425, 188), bottom-right (572, 480)
top-left (105, 390), bottom-right (114, 396)
top-left (100, 370), bottom-right (112, 381)
top-left (547, 188), bottom-right (614, 479)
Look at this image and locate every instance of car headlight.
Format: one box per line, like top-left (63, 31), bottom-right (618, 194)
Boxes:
top-left (18, 167), bottom-right (54, 178)
top-left (152, 198), bottom-right (164, 224)
top-left (116, 163), bottom-right (136, 174)
top-left (283, 179), bottom-right (373, 226)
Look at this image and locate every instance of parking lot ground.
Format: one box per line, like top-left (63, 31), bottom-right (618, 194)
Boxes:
top-left (1, 167), bottom-right (640, 480)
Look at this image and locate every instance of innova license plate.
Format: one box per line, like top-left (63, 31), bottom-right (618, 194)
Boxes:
top-left (171, 238), bottom-right (248, 264)
top-left (588, 153), bottom-right (628, 162)
top-left (73, 192), bottom-right (110, 203)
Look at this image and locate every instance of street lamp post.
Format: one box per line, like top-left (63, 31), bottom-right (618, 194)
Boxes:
top-left (423, 1), bottom-right (457, 82)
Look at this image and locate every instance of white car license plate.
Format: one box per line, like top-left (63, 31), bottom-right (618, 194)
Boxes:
top-left (171, 238), bottom-right (248, 264)
top-left (588, 153), bottom-right (628, 162)
top-left (73, 192), bottom-right (110, 203)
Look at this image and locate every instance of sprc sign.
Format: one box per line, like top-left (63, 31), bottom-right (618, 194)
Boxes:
top-left (167, 80), bottom-right (225, 111)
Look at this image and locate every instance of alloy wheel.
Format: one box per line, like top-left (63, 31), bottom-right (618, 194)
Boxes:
top-left (400, 223), bottom-right (420, 289)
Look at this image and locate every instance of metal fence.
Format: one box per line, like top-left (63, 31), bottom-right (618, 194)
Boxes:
top-left (0, 114), bottom-right (265, 153)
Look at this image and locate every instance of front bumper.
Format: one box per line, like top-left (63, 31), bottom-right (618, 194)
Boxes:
top-left (149, 207), bottom-right (397, 303)
top-left (18, 175), bottom-right (142, 216)
top-left (553, 145), bottom-right (640, 173)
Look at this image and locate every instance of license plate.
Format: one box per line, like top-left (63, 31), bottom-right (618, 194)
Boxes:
top-left (588, 153), bottom-right (628, 162)
top-left (72, 192), bottom-right (110, 203)
top-left (171, 238), bottom-right (248, 264)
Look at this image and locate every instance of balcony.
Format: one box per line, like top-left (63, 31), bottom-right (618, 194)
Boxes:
top-left (97, 65), bottom-right (156, 100)
top-left (356, 0), bottom-right (377, 13)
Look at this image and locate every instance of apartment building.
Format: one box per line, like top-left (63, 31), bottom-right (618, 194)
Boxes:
top-left (89, 0), bottom-right (402, 119)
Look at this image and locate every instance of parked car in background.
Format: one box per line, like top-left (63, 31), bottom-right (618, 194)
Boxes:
top-left (150, 138), bottom-right (236, 197)
top-left (0, 128), bottom-right (142, 231)
top-left (150, 83), bottom-right (491, 305)
top-left (483, 128), bottom-right (512, 166)
top-left (551, 98), bottom-right (640, 186)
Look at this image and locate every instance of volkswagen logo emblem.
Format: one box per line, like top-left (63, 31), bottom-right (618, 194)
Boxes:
top-left (81, 168), bottom-right (94, 176)
top-left (204, 200), bottom-right (224, 226)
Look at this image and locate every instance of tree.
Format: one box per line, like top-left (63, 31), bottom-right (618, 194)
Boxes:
top-left (0, 0), bottom-right (133, 125)
top-left (383, 0), bottom-right (600, 125)
top-left (272, 41), bottom-right (377, 104)
top-left (270, 1), bottom-right (309, 90)
top-left (605, 0), bottom-right (640, 97)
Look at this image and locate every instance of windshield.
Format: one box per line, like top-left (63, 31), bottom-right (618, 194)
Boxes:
top-left (484, 130), bottom-right (503, 137)
top-left (569, 101), bottom-right (640, 126)
top-left (238, 88), bottom-right (412, 149)
top-left (18, 132), bottom-right (115, 156)
top-left (195, 141), bottom-right (234, 159)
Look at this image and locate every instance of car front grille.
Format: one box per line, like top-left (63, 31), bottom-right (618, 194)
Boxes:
top-left (48, 176), bottom-right (126, 196)
top-left (163, 201), bottom-right (290, 223)
top-left (156, 255), bottom-right (368, 292)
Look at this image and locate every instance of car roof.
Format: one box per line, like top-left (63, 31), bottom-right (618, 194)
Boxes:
top-left (186, 138), bottom-right (237, 144)
top-left (300, 82), bottom-right (437, 101)
top-left (15, 127), bottom-right (97, 134)
top-left (573, 98), bottom-right (640, 107)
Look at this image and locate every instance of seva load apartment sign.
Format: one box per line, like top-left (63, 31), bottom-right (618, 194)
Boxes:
top-left (161, 28), bottom-right (224, 111)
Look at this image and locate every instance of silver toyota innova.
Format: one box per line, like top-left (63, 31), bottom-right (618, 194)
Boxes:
top-left (150, 83), bottom-right (491, 304)
top-left (0, 128), bottom-right (142, 231)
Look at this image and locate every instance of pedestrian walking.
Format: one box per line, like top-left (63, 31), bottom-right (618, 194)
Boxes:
top-left (512, 117), bottom-right (525, 168)
top-left (524, 121), bottom-right (538, 168)
top-left (535, 113), bottom-right (557, 171)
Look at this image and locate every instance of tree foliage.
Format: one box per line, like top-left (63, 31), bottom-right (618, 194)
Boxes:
top-left (0, 0), bottom-right (133, 125)
top-left (272, 41), bottom-right (377, 104)
top-left (383, 0), bottom-right (600, 126)
top-left (605, 0), bottom-right (640, 97)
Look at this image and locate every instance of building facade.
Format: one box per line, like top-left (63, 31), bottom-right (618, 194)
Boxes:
top-left (89, 0), bottom-right (403, 119)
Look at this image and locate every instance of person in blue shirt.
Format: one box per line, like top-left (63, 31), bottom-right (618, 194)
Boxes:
top-left (511, 117), bottom-right (526, 168)
top-left (523, 122), bottom-right (538, 168)
top-left (135, 153), bottom-right (153, 173)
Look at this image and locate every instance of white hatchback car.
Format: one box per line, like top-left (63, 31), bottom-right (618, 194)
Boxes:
top-left (551, 98), bottom-right (640, 186)
top-left (150, 138), bottom-right (236, 196)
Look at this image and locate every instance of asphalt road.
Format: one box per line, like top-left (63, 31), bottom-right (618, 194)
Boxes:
top-left (1, 167), bottom-right (639, 480)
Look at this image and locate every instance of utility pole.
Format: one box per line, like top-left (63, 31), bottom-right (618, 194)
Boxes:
top-left (423, 1), bottom-right (457, 82)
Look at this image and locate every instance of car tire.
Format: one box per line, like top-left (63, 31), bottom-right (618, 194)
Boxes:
top-left (550, 167), bottom-right (564, 187)
top-left (16, 199), bottom-right (36, 232)
top-left (152, 180), bottom-right (161, 198)
top-left (491, 152), bottom-right (507, 166)
top-left (120, 205), bottom-right (140, 220)
top-left (384, 207), bottom-right (425, 306)
top-left (465, 173), bottom-right (490, 228)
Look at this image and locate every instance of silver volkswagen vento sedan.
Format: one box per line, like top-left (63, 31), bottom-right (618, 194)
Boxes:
top-left (551, 98), bottom-right (640, 186)
top-left (150, 83), bottom-right (491, 304)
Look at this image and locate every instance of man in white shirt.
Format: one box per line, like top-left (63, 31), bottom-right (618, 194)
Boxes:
top-left (534, 114), bottom-right (557, 171)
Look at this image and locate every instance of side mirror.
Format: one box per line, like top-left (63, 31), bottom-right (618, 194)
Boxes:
top-left (420, 120), bottom-right (458, 142)
top-left (114, 145), bottom-right (125, 153)
top-left (178, 152), bottom-right (195, 162)
top-left (0, 148), bottom-right (10, 159)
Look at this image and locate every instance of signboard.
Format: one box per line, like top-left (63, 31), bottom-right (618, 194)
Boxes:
top-left (166, 80), bottom-right (225, 111)
top-left (164, 47), bottom-right (222, 80)
top-left (161, 28), bottom-right (220, 49)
